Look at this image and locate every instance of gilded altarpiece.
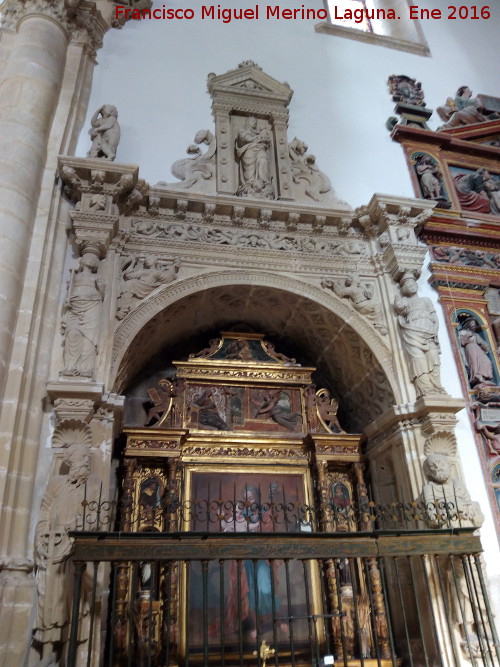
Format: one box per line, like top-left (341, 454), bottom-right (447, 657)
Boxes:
top-left (116, 332), bottom-right (382, 665)
top-left (392, 116), bottom-right (500, 542)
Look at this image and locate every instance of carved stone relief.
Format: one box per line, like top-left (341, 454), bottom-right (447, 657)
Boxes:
top-left (321, 276), bottom-right (387, 335)
top-left (116, 255), bottom-right (180, 320)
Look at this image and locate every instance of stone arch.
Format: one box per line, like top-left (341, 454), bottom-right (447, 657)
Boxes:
top-left (110, 270), bottom-right (398, 431)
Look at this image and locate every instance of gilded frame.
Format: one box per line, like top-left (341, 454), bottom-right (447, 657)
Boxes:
top-left (179, 463), bottom-right (324, 660)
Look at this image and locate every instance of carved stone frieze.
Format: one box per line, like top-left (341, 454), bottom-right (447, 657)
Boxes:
top-left (129, 218), bottom-right (368, 257)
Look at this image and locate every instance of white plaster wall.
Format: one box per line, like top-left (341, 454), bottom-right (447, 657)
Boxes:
top-left (77, 0), bottom-right (500, 206)
top-left (76, 0), bottom-right (500, 604)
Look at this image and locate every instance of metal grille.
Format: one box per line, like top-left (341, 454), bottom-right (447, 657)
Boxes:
top-left (67, 531), bottom-right (500, 667)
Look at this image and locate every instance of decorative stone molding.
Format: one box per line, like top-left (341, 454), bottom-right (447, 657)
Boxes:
top-left (47, 380), bottom-right (104, 425)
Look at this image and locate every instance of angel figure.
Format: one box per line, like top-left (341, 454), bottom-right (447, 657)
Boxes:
top-left (316, 388), bottom-right (345, 434)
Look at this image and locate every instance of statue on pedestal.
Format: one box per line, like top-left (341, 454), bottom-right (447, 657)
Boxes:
top-left (394, 273), bottom-right (444, 397)
top-left (61, 254), bottom-right (104, 378)
top-left (87, 105), bottom-right (120, 161)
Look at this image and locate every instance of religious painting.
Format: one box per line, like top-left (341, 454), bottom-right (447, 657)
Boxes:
top-left (185, 383), bottom-right (304, 433)
top-left (180, 466), bottom-right (321, 660)
top-left (411, 152), bottom-right (451, 208)
top-left (449, 165), bottom-right (500, 215)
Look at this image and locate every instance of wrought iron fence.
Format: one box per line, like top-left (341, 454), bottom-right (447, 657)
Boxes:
top-left (79, 492), bottom-right (474, 534)
top-left (67, 530), bottom-right (500, 667)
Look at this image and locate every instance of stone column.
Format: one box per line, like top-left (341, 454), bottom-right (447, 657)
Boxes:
top-left (0, 5), bottom-right (69, 403)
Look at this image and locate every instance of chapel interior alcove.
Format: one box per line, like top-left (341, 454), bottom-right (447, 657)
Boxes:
top-left (113, 283), bottom-right (395, 434)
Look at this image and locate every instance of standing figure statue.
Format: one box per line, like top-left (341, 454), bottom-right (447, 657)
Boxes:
top-left (87, 104), bottom-right (120, 161)
top-left (34, 444), bottom-right (100, 666)
top-left (116, 256), bottom-right (180, 320)
top-left (394, 273), bottom-right (444, 397)
top-left (235, 116), bottom-right (274, 199)
top-left (458, 317), bottom-right (494, 387)
top-left (62, 253), bottom-right (105, 378)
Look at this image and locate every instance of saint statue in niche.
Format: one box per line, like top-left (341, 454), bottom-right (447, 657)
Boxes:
top-left (235, 116), bottom-right (274, 199)
top-left (458, 317), bottom-right (495, 387)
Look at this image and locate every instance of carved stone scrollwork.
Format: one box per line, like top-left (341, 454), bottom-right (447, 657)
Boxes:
top-left (288, 137), bottom-right (331, 202)
top-left (171, 130), bottom-right (216, 190)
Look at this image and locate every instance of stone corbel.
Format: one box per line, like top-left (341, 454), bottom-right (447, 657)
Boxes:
top-left (46, 380), bottom-right (104, 446)
top-left (355, 194), bottom-right (435, 281)
top-left (364, 396), bottom-right (464, 452)
top-left (59, 156), bottom-right (141, 257)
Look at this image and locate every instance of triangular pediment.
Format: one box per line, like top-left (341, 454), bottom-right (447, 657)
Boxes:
top-left (208, 61), bottom-right (293, 105)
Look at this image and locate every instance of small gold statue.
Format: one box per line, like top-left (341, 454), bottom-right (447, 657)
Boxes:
top-left (252, 639), bottom-right (275, 667)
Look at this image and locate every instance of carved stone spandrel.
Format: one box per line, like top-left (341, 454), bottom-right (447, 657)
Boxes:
top-left (116, 255), bottom-right (180, 321)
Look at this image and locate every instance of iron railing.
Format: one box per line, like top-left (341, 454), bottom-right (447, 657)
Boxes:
top-left (67, 529), bottom-right (500, 667)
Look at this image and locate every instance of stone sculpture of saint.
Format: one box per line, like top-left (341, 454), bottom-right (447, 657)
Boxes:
top-left (394, 274), bottom-right (444, 397)
top-left (62, 254), bottom-right (104, 378)
top-left (87, 104), bottom-right (120, 161)
top-left (421, 452), bottom-right (486, 658)
top-left (235, 117), bottom-right (274, 199)
top-left (116, 256), bottom-right (180, 320)
top-left (459, 318), bottom-right (494, 387)
top-left (422, 453), bottom-right (484, 528)
top-left (34, 444), bottom-right (100, 666)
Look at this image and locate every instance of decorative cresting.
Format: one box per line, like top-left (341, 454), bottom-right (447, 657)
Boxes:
top-left (164, 61), bottom-right (349, 208)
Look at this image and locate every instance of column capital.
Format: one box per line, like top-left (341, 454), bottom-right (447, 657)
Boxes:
top-left (0, 0), bottom-right (152, 54)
